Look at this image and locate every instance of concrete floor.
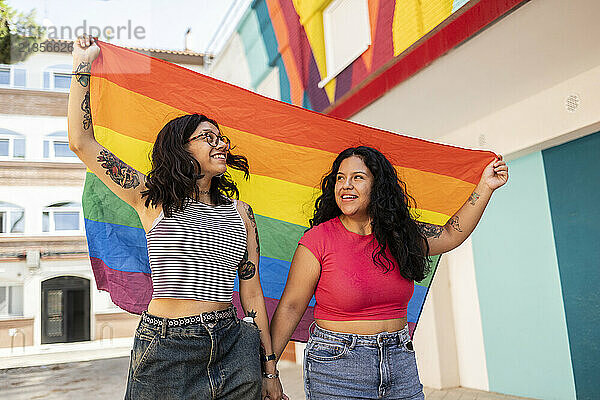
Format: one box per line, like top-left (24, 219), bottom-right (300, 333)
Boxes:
top-left (0, 357), bottom-right (531, 400)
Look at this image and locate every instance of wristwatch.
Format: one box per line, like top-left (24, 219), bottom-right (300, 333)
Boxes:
top-left (261, 352), bottom-right (277, 362)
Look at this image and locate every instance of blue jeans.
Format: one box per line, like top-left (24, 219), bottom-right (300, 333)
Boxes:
top-left (304, 324), bottom-right (425, 400)
top-left (125, 310), bottom-right (261, 400)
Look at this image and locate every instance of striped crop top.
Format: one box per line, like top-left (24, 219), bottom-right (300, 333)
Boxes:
top-left (146, 199), bottom-right (247, 302)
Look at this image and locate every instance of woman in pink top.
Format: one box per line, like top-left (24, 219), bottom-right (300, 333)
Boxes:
top-left (270, 146), bottom-right (508, 399)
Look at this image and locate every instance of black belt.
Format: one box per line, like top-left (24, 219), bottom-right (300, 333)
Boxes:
top-left (141, 307), bottom-right (236, 328)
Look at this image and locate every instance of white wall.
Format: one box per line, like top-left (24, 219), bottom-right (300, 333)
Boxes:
top-left (208, 33), bottom-right (253, 90)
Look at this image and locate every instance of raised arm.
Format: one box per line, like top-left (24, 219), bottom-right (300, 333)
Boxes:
top-left (235, 201), bottom-right (286, 400)
top-left (68, 36), bottom-right (147, 216)
top-left (270, 244), bottom-right (320, 359)
top-left (418, 157), bottom-right (509, 255)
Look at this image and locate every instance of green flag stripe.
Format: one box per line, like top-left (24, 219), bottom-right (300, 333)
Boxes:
top-left (83, 172), bottom-right (143, 228)
top-left (416, 255), bottom-right (440, 288)
top-left (256, 215), bottom-right (307, 262)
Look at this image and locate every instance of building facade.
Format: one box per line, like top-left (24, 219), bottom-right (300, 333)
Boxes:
top-left (0, 41), bottom-right (206, 350)
top-left (208, 1), bottom-right (599, 399)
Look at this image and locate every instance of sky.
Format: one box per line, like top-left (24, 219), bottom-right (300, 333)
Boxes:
top-left (10, 0), bottom-right (251, 54)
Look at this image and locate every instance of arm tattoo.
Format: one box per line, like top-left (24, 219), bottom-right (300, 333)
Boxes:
top-left (97, 149), bottom-right (141, 189)
top-left (447, 216), bottom-right (463, 232)
top-left (74, 61), bottom-right (91, 87)
top-left (81, 92), bottom-right (92, 130)
top-left (418, 222), bottom-right (444, 239)
top-left (246, 204), bottom-right (260, 255)
top-left (237, 250), bottom-right (256, 280)
top-left (468, 191), bottom-right (480, 206)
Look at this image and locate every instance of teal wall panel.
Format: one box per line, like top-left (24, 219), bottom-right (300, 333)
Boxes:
top-left (254, 0), bottom-right (279, 66)
top-left (276, 57), bottom-right (291, 103)
top-left (542, 131), bottom-right (600, 400)
top-left (452, 0), bottom-right (471, 12)
top-left (237, 9), bottom-right (271, 89)
top-left (471, 151), bottom-right (576, 399)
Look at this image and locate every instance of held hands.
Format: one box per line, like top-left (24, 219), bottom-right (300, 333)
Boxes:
top-left (480, 155), bottom-right (509, 191)
top-left (262, 360), bottom-right (288, 400)
top-left (262, 376), bottom-right (288, 400)
top-left (72, 34), bottom-right (100, 62)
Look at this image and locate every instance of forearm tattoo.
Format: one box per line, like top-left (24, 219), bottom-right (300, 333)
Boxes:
top-left (468, 191), bottom-right (480, 206)
top-left (447, 216), bottom-right (463, 232)
top-left (237, 250), bottom-right (256, 280)
top-left (246, 204), bottom-right (260, 254)
top-left (418, 222), bottom-right (444, 238)
top-left (97, 149), bottom-right (141, 189)
top-left (81, 92), bottom-right (92, 130)
top-left (74, 61), bottom-right (91, 87)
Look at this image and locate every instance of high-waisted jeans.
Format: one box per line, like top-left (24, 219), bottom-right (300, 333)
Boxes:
top-left (124, 310), bottom-right (261, 400)
top-left (303, 324), bottom-right (425, 400)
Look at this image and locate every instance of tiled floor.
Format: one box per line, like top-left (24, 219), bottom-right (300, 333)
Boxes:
top-left (424, 386), bottom-right (533, 400)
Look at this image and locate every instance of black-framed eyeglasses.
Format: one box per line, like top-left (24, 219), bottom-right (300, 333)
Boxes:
top-left (186, 131), bottom-right (231, 150)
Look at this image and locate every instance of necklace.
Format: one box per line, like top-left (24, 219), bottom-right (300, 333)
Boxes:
top-left (199, 190), bottom-right (210, 195)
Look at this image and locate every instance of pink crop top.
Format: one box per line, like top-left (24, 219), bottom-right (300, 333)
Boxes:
top-left (298, 217), bottom-right (414, 321)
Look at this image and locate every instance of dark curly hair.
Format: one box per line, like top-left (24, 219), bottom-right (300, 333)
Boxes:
top-left (310, 146), bottom-right (430, 282)
top-left (141, 114), bottom-right (249, 217)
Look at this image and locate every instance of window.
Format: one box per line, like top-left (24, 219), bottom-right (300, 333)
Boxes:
top-left (0, 64), bottom-right (27, 88)
top-left (0, 202), bottom-right (25, 234)
top-left (0, 285), bottom-right (24, 317)
top-left (43, 64), bottom-right (72, 91)
top-left (53, 73), bottom-right (72, 90)
top-left (319, 0), bottom-right (371, 88)
top-left (43, 131), bottom-right (77, 159)
top-left (0, 66), bottom-right (9, 85)
top-left (0, 129), bottom-right (26, 159)
top-left (42, 202), bottom-right (82, 233)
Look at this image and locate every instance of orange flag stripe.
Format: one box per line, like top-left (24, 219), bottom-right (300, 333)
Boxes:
top-left (92, 42), bottom-right (496, 184)
top-left (91, 77), bottom-right (475, 216)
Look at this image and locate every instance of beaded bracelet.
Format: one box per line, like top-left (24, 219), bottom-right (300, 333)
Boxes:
top-left (262, 370), bottom-right (280, 379)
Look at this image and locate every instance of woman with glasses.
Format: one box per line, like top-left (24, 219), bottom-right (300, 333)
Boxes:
top-left (269, 146), bottom-right (508, 399)
top-left (68, 36), bottom-right (286, 400)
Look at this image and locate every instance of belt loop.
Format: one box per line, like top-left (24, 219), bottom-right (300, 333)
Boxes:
top-left (161, 317), bottom-right (168, 337)
top-left (308, 321), bottom-right (317, 336)
top-left (349, 335), bottom-right (357, 350)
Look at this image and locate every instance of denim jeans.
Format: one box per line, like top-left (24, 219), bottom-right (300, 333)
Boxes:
top-left (303, 324), bottom-right (425, 400)
top-left (125, 310), bottom-right (261, 400)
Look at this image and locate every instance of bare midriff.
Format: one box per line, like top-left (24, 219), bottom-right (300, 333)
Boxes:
top-left (147, 298), bottom-right (232, 319)
top-left (315, 317), bottom-right (408, 335)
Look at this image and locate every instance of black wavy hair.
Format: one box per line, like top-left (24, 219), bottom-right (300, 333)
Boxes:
top-left (310, 146), bottom-right (430, 282)
top-left (141, 114), bottom-right (249, 217)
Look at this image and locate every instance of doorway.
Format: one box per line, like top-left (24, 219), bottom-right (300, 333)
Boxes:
top-left (41, 276), bottom-right (90, 344)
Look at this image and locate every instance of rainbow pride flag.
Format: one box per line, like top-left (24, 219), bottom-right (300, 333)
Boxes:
top-left (84, 41), bottom-right (495, 341)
